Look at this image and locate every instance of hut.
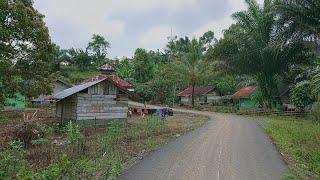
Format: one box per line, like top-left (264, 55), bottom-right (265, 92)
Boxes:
top-left (177, 86), bottom-right (220, 105)
top-left (232, 86), bottom-right (259, 109)
top-left (54, 65), bottom-right (133, 123)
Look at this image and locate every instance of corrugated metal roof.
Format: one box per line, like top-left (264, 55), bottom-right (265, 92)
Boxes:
top-left (232, 86), bottom-right (257, 98)
top-left (54, 79), bottom-right (105, 100)
top-left (177, 87), bottom-right (214, 97)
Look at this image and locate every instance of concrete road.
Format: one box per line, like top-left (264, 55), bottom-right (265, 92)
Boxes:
top-left (119, 108), bottom-right (287, 180)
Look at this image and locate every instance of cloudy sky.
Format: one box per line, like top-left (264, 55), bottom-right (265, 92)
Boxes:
top-left (33, 0), bottom-right (260, 58)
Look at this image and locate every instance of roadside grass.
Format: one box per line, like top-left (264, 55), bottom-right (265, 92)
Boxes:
top-left (262, 116), bottom-right (320, 179)
top-left (0, 112), bottom-right (208, 179)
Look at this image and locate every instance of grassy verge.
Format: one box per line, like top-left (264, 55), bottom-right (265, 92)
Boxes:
top-left (0, 113), bottom-right (208, 179)
top-left (262, 117), bottom-right (320, 179)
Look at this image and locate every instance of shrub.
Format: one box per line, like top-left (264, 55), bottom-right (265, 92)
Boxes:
top-left (309, 103), bottom-right (320, 123)
top-left (65, 121), bottom-right (84, 145)
top-left (37, 123), bottom-right (54, 137)
top-left (15, 123), bottom-right (41, 146)
top-left (290, 81), bottom-right (313, 109)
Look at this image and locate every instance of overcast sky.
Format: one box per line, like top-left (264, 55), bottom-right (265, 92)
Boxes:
top-left (33, 0), bottom-right (261, 58)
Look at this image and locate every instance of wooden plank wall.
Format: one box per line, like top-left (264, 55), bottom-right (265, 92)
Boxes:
top-left (76, 93), bottom-right (128, 120)
top-left (55, 95), bottom-right (77, 122)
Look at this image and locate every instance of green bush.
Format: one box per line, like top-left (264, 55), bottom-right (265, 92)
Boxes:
top-left (290, 81), bottom-right (313, 109)
top-left (65, 121), bottom-right (84, 145)
top-left (309, 103), bottom-right (320, 123)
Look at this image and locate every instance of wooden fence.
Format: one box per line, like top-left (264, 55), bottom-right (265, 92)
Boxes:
top-left (237, 109), bottom-right (306, 118)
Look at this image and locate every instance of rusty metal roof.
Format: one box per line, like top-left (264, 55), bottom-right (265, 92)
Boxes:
top-left (99, 64), bottom-right (115, 71)
top-left (177, 87), bottom-right (214, 97)
top-left (81, 74), bottom-right (134, 89)
top-left (232, 86), bottom-right (257, 98)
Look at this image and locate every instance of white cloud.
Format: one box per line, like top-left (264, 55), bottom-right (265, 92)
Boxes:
top-left (190, 0), bottom-right (244, 39)
top-left (192, 17), bottom-right (233, 39)
top-left (33, 0), bottom-right (196, 53)
top-left (191, 0), bottom-right (264, 39)
top-left (139, 26), bottom-right (175, 49)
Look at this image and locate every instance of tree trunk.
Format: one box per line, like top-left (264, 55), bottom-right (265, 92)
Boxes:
top-left (192, 83), bottom-right (195, 107)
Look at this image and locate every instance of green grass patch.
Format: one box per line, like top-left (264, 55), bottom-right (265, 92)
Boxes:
top-left (263, 117), bottom-right (320, 179)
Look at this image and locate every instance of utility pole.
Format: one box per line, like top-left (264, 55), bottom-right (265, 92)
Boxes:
top-left (167, 28), bottom-right (177, 107)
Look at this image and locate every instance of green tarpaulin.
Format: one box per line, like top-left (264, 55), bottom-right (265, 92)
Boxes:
top-left (4, 93), bottom-right (26, 109)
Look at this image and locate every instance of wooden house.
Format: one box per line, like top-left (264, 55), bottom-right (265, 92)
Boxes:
top-left (54, 65), bottom-right (133, 123)
top-left (177, 87), bottom-right (220, 105)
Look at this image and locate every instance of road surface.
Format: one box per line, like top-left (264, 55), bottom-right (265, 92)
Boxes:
top-left (119, 107), bottom-right (287, 180)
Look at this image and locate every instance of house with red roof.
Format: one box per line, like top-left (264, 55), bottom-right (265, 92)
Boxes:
top-left (54, 65), bottom-right (133, 122)
top-left (177, 86), bottom-right (220, 105)
top-left (232, 86), bottom-right (260, 109)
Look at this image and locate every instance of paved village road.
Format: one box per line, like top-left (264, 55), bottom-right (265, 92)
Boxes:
top-left (119, 106), bottom-right (287, 180)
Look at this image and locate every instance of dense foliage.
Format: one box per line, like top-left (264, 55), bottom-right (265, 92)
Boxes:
top-left (0, 0), bottom-right (54, 105)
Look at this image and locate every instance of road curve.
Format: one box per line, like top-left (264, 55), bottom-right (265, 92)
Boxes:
top-left (119, 108), bottom-right (287, 180)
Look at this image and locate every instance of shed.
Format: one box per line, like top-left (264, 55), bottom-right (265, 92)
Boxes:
top-left (54, 65), bottom-right (133, 123)
top-left (232, 86), bottom-right (259, 109)
top-left (177, 86), bottom-right (220, 105)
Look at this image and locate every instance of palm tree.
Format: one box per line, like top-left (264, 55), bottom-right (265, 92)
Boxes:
top-left (274, 0), bottom-right (320, 99)
top-left (215, 0), bottom-right (307, 108)
top-left (273, 0), bottom-right (320, 41)
top-left (169, 39), bottom-right (215, 106)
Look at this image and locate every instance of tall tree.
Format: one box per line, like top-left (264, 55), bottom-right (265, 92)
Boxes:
top-left (215, 0), bottom-right (308, 108)
top-left (132, 48), bottom-right (156, 83)
top-left (86, 34), bottom-right (110, 66)
top-left (0, 0), bottom-right (54, 105)
top-left (169, 38), bottom-right (215, 106)
top-left (274, 0), bottom-right (320, 99)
